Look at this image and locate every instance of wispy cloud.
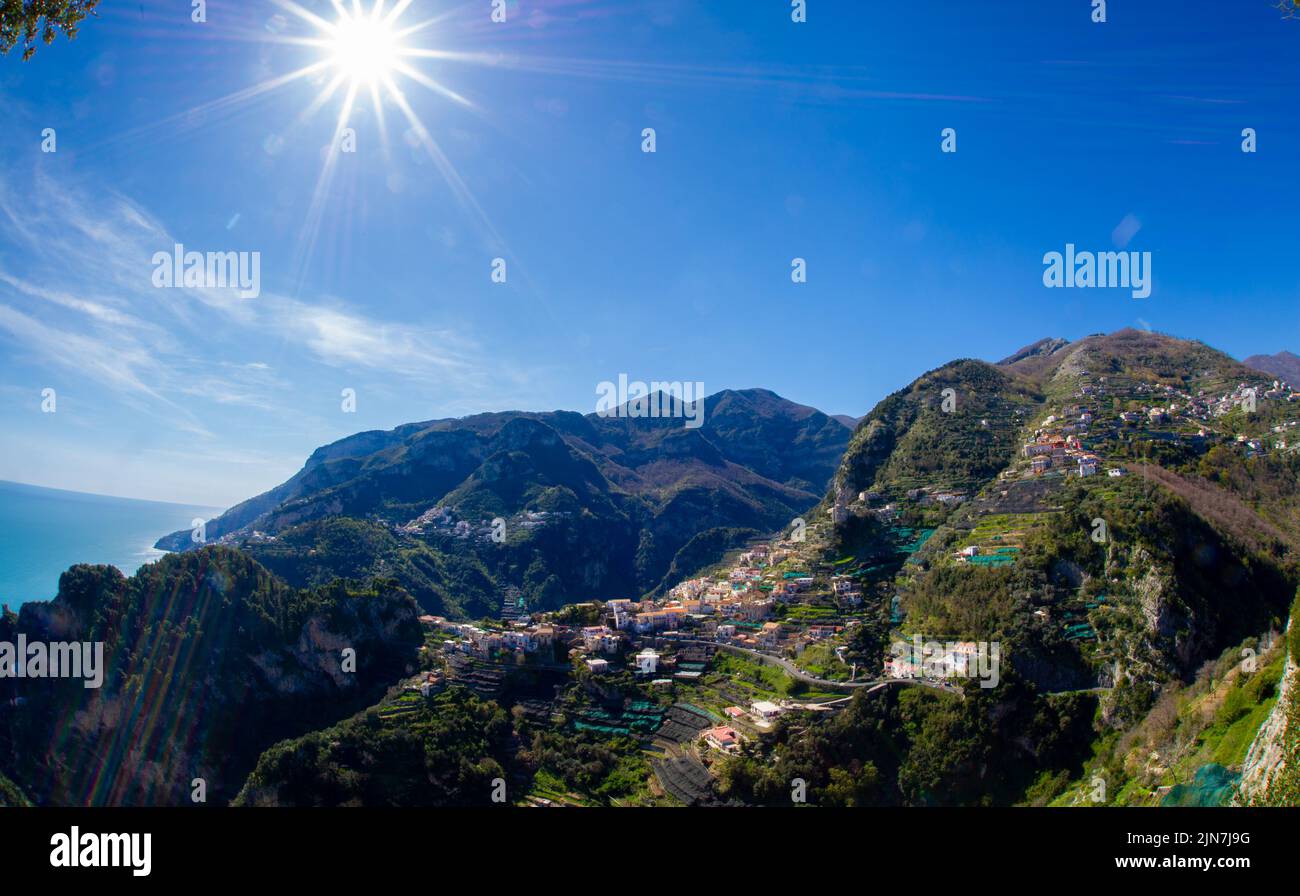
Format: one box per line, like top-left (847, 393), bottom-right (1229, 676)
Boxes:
top-left (0, 165), bottom-right (509, 432)
top-left (274, 302), bottom-right (482, 381)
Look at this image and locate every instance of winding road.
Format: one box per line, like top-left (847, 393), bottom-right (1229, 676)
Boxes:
top-left (676, 639), bottom-right (962, 696)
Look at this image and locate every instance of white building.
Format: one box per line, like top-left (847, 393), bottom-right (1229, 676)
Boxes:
top-left (635, 649), bottom-right (659, 675)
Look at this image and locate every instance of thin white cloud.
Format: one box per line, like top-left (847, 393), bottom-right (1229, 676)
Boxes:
top-left (0, 303), bottom-right (213, 437)
top-left (0, 271), bottom-right (146, 329)
top-left (277, 302), bottom-right (480, 378)
top-left (0, 165), bottom-right (509, 425)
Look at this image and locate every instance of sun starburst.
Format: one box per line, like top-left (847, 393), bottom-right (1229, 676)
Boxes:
top-left (252, 0), bottom-right (488, 279)
top-left (81, 0), bottom-right (820, 298)
top-left (273, 0), bottom-right (471, 117)
top-left (326, 6), bottom-right (402, 85)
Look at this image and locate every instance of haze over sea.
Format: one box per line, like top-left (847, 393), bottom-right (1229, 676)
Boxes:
top-left (0, 480), bottom-right (222, 609)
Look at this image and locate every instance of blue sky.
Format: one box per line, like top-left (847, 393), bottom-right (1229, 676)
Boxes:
top-left (0, 0), bottom-right (1297, 506)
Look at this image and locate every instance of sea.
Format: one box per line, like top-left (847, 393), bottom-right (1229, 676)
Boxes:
top-left (0, 480), bottom-right (223, 609)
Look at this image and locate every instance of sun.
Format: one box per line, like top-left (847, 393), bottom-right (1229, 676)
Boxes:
top-left (236, 0), bottom-right (499, 279)
top-left (267, 0), bottom-right (472, 115)
top-left (327, 9), bottom-right (402, 85)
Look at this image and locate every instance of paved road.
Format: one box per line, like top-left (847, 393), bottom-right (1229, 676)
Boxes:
top-left (676, 639), bottom-right (960, 696)
top-left (689, 640), bottom-right (1114, 699)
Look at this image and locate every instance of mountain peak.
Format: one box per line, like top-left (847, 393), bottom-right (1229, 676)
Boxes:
top-left (1243, 350), bottom-right (1300, 384)
top-left (997, 337), bottom-right (1071, 367)
top-left (154, 388), bottom-right (853, 617)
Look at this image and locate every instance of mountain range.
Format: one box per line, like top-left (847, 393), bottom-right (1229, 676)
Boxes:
top-left (156, 388), bottom-right (851, 619)
top-left (4, 328), bottom-right (1298, 808)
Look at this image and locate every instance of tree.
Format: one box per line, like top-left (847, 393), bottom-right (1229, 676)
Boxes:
top-left (821, 762), bottom-right (881, 807)
top-left (0, 0), bottom-right (98, 60)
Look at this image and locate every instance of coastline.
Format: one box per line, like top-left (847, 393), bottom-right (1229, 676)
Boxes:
top-left (0, 480), bottom-right (223, 609)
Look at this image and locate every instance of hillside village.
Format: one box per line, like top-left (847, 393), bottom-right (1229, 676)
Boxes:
top-left (419, 388), bottom-right (1289, 690)
top-left (1007, 376), bottom-right (1297, 482)
top-left (398, 506), bottom-right (944, 804)
top-left (384, 360), bottom-right (1299, 805)
top-left (934, 372), bottom-right (1296, 567)
top-left (12, 336), bottom-right (1283, 812)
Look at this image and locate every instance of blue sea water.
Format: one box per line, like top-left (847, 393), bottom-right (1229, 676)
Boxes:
top-left (0, 480), bottom-right (223, 608)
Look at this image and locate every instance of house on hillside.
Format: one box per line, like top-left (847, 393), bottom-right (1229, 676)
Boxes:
top-left (757, 622), bottom-right (782, 649)
top-left (582, 626), bottom-right (624, 654)
top-left (635, 648), bottom-right (660, 675)
top-left (703, 726), bottom-right (742, 753)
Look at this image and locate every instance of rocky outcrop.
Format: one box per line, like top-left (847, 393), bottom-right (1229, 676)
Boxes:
top-left (1235, 653), bottom-right (1296, 805)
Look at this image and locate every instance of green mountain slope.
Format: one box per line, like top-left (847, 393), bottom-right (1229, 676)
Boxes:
top-left (218, 329), bottom-right (1300, 809)
top-left (234, 688), bottom-right (514, 807)
top-left (832, 358), bottom-right (1042, 500)
top-left (0, 768), bottom-right (30, 807)
top-left (0, 547), bottom-right (423, 806)
top-left (795, 328), bottom-right (1300, 803)
top-left (156, 389), bottom-right (851, 619)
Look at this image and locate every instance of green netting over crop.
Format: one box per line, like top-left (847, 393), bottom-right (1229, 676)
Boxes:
top-left (1160, 764), bottom-right (1240, 807)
